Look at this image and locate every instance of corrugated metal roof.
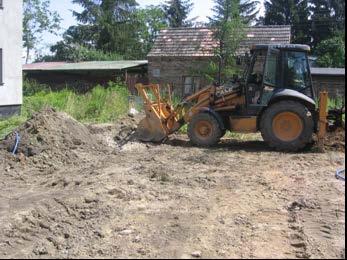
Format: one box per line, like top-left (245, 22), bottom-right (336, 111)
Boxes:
top-left (23, 60), bottom-right (148, 71)
top-left (148, 26), bottom-right (291, 57)
top-left (23, 62), bottom-right (67, 70)
top-left (311, 68), bottom-right (345, 76)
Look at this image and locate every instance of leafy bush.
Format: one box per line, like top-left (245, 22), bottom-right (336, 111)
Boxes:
top-left (315, 33), bottom-right (345, 68)
top-left (23, 78), bottom-right (51, 96)
top-left (328, 97), bottom-right (345, 110)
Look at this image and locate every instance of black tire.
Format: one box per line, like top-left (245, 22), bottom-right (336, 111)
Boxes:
top-left (188, 113), bottom-right (222, 147)
top-left (260, 101), bottom-right (314, 152)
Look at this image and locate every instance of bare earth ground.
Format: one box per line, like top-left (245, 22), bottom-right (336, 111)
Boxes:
top-left (0, 109), bottom-right (345, 259)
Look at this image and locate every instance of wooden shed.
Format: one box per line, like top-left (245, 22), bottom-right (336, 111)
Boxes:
top-left (311, 68), bottom-right (345, 98)
top-left (23, 61), bottom-right (148, 94)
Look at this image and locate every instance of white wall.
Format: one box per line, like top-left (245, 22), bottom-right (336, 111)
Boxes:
top-left (0, 0), bottom-right (23, 107)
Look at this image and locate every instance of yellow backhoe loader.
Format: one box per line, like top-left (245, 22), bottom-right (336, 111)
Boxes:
top-left (136, 44), bottom-right (344, 152)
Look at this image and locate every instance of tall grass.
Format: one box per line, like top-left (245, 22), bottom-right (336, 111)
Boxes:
top-left (328, 97), bottom-right (344, 110)
top-left (0, 80), bottom-right (129, 138)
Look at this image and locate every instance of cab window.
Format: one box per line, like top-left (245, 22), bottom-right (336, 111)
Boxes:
top-left (264, 51), bottom-right (279, 87)
top-left (284, 51), bottom-right (311, 90)
top-left (246, 51), bottom-right (266, 104)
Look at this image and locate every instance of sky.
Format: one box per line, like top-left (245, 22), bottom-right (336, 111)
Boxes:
top-left (39, 0), bottom-right (265, 56)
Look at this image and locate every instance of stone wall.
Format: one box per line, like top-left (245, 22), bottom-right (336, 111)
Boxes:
top-left (312, 75), bottom-right (345, 99)
top-left (0, 105), bottom-right (21, 118)
top-left (148, 56), bottom-right (214, 97)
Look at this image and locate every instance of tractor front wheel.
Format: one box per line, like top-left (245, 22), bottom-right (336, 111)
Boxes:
top-left (188, 113), bottom-right (222, 147)
top-left (260, 101), bottom-right (314, 152)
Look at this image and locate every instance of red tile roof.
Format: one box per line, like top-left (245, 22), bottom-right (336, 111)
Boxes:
top-left (23, 61), bottom-right (148, 71)
top-left (148, 26), bottom-right (291, 57)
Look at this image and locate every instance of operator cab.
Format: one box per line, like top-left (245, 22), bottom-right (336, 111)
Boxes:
top-left (243, 44), bottom-right (314, 116)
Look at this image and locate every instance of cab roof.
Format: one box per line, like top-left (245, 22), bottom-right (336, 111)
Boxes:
top-left (251, 44), bottom-right (311, 52)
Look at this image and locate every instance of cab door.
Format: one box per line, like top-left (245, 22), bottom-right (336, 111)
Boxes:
top-left (260, 47), bottom-right (281, 105)
top-left (245, 47), bottom-right (280, 115)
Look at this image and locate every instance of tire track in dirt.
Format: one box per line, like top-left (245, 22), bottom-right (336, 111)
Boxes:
top-left (0, 124), bottom-right (345, 259)
top-left (286, 186), bottom-right (345, 259)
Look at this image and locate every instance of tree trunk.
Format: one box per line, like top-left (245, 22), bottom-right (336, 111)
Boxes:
top-left (26, 46), bottom-right (30, 64)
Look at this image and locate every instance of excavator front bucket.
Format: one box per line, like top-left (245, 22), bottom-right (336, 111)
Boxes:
top-left (135, 84), bottom-right (179, 143)
top-left (136, 116), bottom-right (167, 142)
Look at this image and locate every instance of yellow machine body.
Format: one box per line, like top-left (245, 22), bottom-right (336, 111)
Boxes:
top-left (136, 83), bottom-right (332, 147)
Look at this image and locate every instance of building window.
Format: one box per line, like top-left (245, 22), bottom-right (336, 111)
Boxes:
top-left (0, 0), bottom-right (3, 9)
top-left (152, 68), bottom-right (160, 78)
top-left (183, 76), bottom-right (201, 96)
top-left (0, 49), bottom-right (3, 85)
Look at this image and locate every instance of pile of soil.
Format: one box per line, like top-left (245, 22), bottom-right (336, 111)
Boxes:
top-left (323, 128), bottom-right (345, 152)
top-left (0, 108), bottom-right (106, 164)
top-left (87, 113), bottom-right (142, 149)
top-left (0, 107), bottom-right (344, 164)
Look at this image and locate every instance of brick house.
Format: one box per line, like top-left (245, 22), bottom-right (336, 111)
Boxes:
top-left (147, 26), bottom-right (291, 97)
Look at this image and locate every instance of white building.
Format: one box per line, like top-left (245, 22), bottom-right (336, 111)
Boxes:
top-left (0, 0), bottom-right (23, 117)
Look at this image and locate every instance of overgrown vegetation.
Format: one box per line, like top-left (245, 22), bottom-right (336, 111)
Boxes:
top-left (316, 33), bottom-right (345, 68)
top-left (0, 80), bottom-right (129, 139)
top-left (328, 96), bottom-right (345, 110)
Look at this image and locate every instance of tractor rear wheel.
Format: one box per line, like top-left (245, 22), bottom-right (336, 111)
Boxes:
top-left (260, 101), bottom-right (314, 152)
top-left (188, 113), bottom-right (222, 147)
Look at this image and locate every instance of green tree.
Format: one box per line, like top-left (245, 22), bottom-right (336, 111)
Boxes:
top-left (38, 43), bottom-right (123, 62)
top-left (209, 0), bottom-right (246, 83)
top-left (310, 0), bottom-right (345, 48)
top-left (23, 0), bottom-right (61, 63)
top-left (240, 0), bottom-right (260, 24)
top-left (315, 33), bottom-right (345, 68)
top-left (210, 0), bottom-right (260, 25)
top-left (59, 24), bottom-right (99, 49)
top-left (70, 0), bottom-right (142, 59)
top-left (49, 3), bottom-right (167, 61)
top-left (262, 0), bottom-right (311, 45)
top-left (137, 6), bottom-right (168, 55)
top-left (331, 0), bottom-right (345, 31)
top-left (162, 0), bottom-right (195, 27)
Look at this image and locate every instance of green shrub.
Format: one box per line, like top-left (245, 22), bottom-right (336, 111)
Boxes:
top-left (315, 33), bottom-right (345, 68)
top-left (0, 81), bottom-right (129, 139)
top-left (23, 78), bottom-right (51, 96)
top-left (328, 97), bottom-right (344, 110)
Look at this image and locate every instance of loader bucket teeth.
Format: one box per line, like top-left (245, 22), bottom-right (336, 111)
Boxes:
top-left (136, 117), bottom-right (167, 143)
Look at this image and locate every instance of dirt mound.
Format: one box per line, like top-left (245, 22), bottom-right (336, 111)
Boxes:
top-left (87, 114), bottom-right (142, 149)
top-left (0, 108), bottom-right (105, 161)
top-left (324, 128), bottom-right (345, 152)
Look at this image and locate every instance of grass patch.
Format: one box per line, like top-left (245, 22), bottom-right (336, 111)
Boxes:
top-left (224, 131), bottom-right (261, 141)
top-left (0, 116), bottom-right (27, 139)
top-left (0, 81), bottom-right (129, 139)
top-left (328, 97), bottom-right (344, 110)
